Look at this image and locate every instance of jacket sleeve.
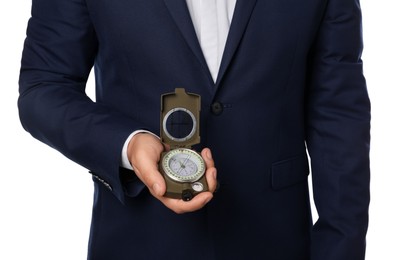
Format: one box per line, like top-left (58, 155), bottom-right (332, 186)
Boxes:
top-left (18, 0), bottom-right (144, 203)
top-left (305, 0), bottom-right (370, 259)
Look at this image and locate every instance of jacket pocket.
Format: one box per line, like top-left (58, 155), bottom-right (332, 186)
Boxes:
top-left (271, 154), bottom-right (310, 190)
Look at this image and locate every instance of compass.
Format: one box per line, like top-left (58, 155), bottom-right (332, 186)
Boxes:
top-left (159, 88), bottom-right (208, 201)
top-left (162, 148), bottom-right (205, 183)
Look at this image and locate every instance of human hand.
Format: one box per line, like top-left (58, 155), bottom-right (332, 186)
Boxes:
top-left (127, 133), bottom-right (217, 214)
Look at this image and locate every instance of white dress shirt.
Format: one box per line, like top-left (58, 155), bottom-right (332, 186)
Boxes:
top-left (186, 0), bottom-right (236, 81)
top-left (121, 0), bottom-right (237, 169)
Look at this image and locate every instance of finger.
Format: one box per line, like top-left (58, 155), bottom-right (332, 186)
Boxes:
top-left (201, 148), bottom-right (217, 193)
top-left (205, 167), bottom-right (217, 193)
top-left (201, 148), bottom-right (214, 168)
top-left (132, 161), bottom-right (166, 197)
top-left (131, 151), bottom-right (164, 195)
top-left (129, 133), bottom-right (167, 196)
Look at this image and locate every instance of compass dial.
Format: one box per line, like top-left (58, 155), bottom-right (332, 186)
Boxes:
top-left (161, 148), bottom-right (205, 183)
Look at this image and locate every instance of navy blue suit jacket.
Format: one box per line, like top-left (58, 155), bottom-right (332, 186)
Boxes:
top-left (19, 0), bottom-right (370, 259)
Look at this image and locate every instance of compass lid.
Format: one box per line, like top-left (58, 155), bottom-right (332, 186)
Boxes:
top-left (160, 88), bottom-right (201, 148)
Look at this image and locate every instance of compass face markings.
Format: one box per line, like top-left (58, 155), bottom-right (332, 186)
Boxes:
top-left (169, 154), bottom-right (198, 177)
top-left (162, 149), bottom-right (205, 183)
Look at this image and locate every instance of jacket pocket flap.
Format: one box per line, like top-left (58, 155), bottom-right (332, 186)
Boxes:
top-left (271, 154), bottom-right (309, 190)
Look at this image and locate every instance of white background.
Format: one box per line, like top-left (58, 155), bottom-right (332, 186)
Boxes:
top-left (1, 1), bottom-right (402, 259)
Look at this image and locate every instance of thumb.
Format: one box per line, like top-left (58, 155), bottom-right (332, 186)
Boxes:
top-left (131, 152), bottom-right (166, 197)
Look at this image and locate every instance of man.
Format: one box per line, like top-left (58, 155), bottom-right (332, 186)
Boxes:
top-left (18, 0), bottom-right (371, 259)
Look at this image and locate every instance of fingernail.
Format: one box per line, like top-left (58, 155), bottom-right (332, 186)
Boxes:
top-left (206, 149), bottom-right (212, 160)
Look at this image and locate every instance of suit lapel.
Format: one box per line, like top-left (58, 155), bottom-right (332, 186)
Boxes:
top-left (163, 0), bottom-right (212, 82)
top-left (163, 0), bottom-right (258, 88)
top-left (216, 0), bottom-right (257, 87)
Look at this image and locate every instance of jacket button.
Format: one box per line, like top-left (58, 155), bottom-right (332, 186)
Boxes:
top-left (211, 101), bottom-right (223, 115)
